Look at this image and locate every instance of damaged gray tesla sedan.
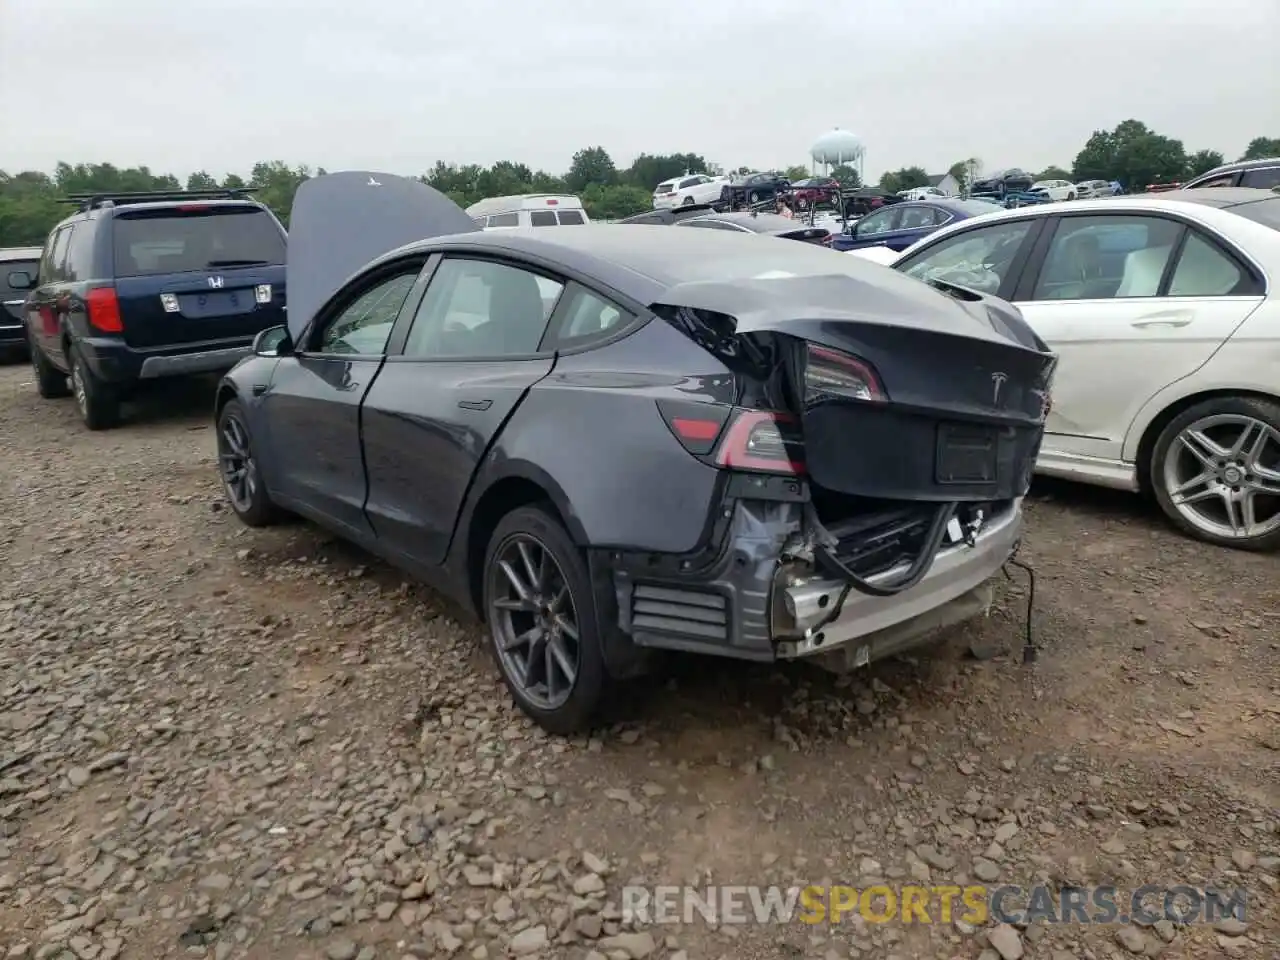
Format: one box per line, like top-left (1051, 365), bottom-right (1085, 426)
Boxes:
top-left (214, 171), bottom-right (1056, 734)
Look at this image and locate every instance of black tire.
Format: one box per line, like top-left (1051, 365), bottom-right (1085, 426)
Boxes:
top-left (30, 335), bottom-right (70, 398)
top-left (482, 504), bottom-right (608, 734)
top-left (217, 398), bottom-right (282, 527)
top-left (69, 344), bottom-right (119, 429)
top-left (681, 196), bottom-right (694, 206)
top-left (749, 190), bottom-right (761, 203)
top-left (1067, 192), bottom-right (1076, 201)
top-left (1149, 395), bottom-right (1280, 552)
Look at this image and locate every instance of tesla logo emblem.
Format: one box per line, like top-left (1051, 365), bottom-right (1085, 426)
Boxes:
top-left (207, 276), bottom-right (224, 289)
top-left (990, 371), bottom-right (1008, 407)
top-left (367, 176), bottom-right (381, 187)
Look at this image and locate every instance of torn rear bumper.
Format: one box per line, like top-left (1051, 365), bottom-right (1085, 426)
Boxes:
top-left (608, 495), bottom-right (1022, 668)
top-left (773, 503), bottom-right (1021, 665)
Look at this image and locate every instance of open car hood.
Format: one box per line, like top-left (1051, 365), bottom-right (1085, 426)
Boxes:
top-left (286, 171), bottom-right (477, 340)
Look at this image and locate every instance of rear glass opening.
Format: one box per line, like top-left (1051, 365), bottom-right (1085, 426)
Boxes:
top-left (529, 210), bottom-right (558, 227)
top-left (112, 206), bottom-right (285, 277)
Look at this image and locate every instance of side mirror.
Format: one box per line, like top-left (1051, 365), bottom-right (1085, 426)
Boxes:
top-left (6, 271), bottom-right (33, 290)
top-left (253, 324), bottom-right (292, 357)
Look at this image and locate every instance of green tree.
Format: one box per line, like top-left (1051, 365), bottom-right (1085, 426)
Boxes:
top-left (784, 165), bottom-right (811, 181)
top-left (1186, 150), bottom-right (1225, 178)
top-left (829, 164), bottom-right (861, 189)
top-left (1240, 137), bottom-right (1280, 161)
top-left (222, 173), bottom-right (246, 190)
top-left (565, 147), bottom-right (617, 194)
top-left (1072, 120), bottom-right (1187, 191)
top-left (187, 171), bottom-right (219, 191)
top-left (622, 153), bottom-right (708, 190)
top-left (1036, 165), bottom-right (1073, 181)
top-left (878, 166), bottom-right (930, 194)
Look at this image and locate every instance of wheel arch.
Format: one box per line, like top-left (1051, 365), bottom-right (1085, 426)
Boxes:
top-left (214, 379), bottom-right (240, 419)
top-left (1132, 387), bottom-right (1280, 495)
top-left (460, 466), bottom-right (586, 618)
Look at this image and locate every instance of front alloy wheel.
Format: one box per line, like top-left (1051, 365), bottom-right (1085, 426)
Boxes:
top-left (216, 399), bottom-right (281, 526)
top-left (1155, 403), bottom-right (1280, 550)
top-left (489, 535), bottom-right (581, 711)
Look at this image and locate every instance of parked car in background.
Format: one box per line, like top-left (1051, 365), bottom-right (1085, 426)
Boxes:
top-left (1, 246), bottom-right (42, 358)
top-left (831, 198), bottom-right (997, 253)
top-left (718, 172), bottom-right (790, 207)
top-left (651, 174), bottom-right (727, 209)
top-left (1183, 157), bottom-right (1280, 191)
top-left (970, 168), bottom-right (1034, 198)
top-left (22, 189), bottom-right (287, 430)
top-left (788, 177), bottom-right (841, 210)
top-left (216, 171), bottom-right (1054, 733)
top-left (466, 195), bottom-right (590, 229)
top-left (1030, 180), bottom-right (1077, 202)
top-left (618, 203), bottom-right (717, 225)
top-left (899, 186), bottom-right (948, 201)
top-left (1074, 180), bottom-right (1113, 199)
top-left (861, 188), bottom-right (1280, 551)
top-left (672, 211), bottom-right (832, 245)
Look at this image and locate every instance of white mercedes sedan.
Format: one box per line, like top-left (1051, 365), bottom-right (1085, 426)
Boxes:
top-left (849, 188), bottom-right (1280, 550)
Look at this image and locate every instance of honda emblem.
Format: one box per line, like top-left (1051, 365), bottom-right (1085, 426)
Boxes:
top-left (207, 276), bottom-right (225, 289)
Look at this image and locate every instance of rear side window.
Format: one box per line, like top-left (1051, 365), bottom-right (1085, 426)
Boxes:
top-left (46, 227), bottom-right (73, 282)
top-left (487, 212), bottom-right (519, 228)
top-left (1241, 167), bottom-right (1280, 190)
top-left (557, 210), bottom-right (585, 225)
top-left (112, 206), bottom-right (285, 277)
top-left (65, 223), bottom-right (96, 281)
top-left (529, 210), bottom-right (557, 227)
top-left (1194, 173), bottom-right (1238, 189)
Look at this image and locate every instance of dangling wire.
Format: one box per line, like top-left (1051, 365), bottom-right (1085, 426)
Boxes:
top-left (1002, 546), bottom-right (1038, 663)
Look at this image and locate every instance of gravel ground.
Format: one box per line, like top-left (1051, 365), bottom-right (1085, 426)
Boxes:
top-left (0, 364), bottom-right (1276, 960)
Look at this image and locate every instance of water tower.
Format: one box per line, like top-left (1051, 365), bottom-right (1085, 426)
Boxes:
top-left (810, 128), bottom-right (864, 182)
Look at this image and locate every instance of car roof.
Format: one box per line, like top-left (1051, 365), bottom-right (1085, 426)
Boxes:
top-left (1197, 157), bottom-right (1280, 175)
top-left (689, 212), bottom-right (801, 232)
top-left (0, 246), bottom-right (43, 260)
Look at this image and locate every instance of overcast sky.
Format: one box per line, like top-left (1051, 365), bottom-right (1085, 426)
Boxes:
top-left (2, 0), bottom-right (1277, 183)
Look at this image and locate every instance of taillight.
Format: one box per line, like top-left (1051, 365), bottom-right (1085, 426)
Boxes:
top-left (804, 344), bottom-right (885, 403)
top-left (715, 410), bottom-right (804, 475)
top-left (85, 287), bottom-right (123, 333)
top-left (656, 400), bottom-right (803, 475)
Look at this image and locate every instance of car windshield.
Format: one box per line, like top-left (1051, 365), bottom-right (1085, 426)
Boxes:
top-left (1228, 197), bottom-right (1280, 230)
top-left (112, 206), bottom-right (285, 277)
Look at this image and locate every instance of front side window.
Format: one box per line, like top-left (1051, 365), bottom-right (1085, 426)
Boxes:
top-left (316, 270), bottom-right (418, 356)
top-left (403, 258), bottom-right (563, 359)
top-left (1032, 216), bottom-right (1182, 301)
top-left (855, 208), bottom-right (899, 236)
top-left (1194, 173), bottom-right (1238, 189)
top-left (898, 219), bottom-right (1035, 296)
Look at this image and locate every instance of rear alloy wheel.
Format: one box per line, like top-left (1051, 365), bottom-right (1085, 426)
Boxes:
top-left (1067, 192), bottom-right (1076, 200)
top-left (1151, 397), bottom-right (1280, 551)
top-left (749, 190), bottom-right (761, 203)
top-left (69, 344), bottom-right (119, 430)
top-left (483, 505), bottom-right (606, 734)
top-left (217, 399), bottom-right (281, 526)
top-left (30, 335), bottom-right (70, 399)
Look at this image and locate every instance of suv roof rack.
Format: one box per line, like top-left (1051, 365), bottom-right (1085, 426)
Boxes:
top-left (59, 188), bottom-right (259, 213)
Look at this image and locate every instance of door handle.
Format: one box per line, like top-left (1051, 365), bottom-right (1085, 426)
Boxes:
top-left (458, 399), bottom-right (492, 411)
top-left (1131, 311), bottom-right (1193, 328)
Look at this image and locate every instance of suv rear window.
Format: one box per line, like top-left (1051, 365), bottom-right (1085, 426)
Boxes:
top-left (112, 206), bottom-right (285, 277)
top-left (557, 210), bottom-right (585, 225)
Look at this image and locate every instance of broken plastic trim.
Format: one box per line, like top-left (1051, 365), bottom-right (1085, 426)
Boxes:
top-left (799, 501), bottom-right (959, 638)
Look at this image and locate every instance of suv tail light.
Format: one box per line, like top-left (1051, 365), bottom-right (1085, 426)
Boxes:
top-left (658, 400), bottom-right (804, 476)
top-left (85, 287), bottom-right (123, 333)
top-left (804, 344), bottom-right (885, 403)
